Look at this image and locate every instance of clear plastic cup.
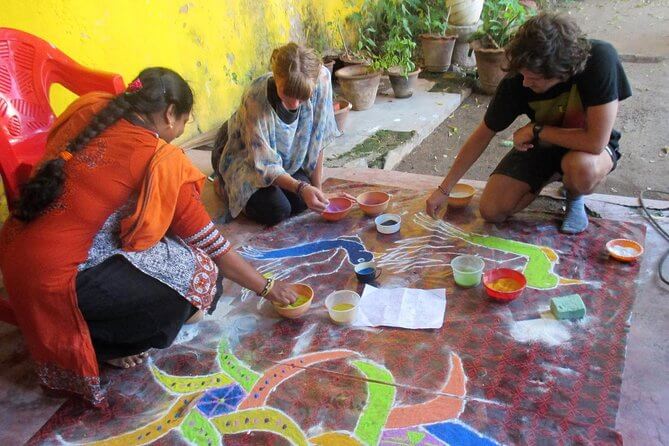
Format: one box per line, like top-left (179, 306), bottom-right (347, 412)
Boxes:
top-left (451, 255), bottom-right (485, 288)
top-left (325, 290), bottom-right (360, 324)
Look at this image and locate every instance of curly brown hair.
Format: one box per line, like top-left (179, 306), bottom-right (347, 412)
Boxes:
top-left (506, 12), bottom-right (591, 80)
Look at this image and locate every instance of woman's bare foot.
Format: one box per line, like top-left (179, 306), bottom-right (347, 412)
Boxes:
top-left (185, 309), bottom-right (204, 324)
top-left (105, 352), bottom-right (148, 369)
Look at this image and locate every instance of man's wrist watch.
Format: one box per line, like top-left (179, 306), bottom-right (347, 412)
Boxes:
top-left (532, 123), bottom-right (544, 141)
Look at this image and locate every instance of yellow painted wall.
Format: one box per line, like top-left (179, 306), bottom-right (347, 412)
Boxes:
top-left (1, 0), bottom-right (359, 143)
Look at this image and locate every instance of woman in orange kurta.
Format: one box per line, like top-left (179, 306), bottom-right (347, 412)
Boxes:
top-left (0, 68), bottom-right (296, 405)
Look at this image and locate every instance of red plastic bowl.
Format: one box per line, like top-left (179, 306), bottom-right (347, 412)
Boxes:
top-left (322, 197), bottom-right (354, 221)
top-left (482, 268), bottom-right (527, 302)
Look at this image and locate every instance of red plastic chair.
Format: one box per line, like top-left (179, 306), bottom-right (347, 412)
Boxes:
top-left (0, 28), bottom-right (124, 326)
top-left (0, 27), bottom-right (125, 210)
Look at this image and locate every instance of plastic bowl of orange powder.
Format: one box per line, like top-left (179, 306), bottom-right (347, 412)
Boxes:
top-left (482, 268), bottom-right (527, 302)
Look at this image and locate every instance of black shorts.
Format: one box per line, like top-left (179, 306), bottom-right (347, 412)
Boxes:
top-left (491, 144), bottom-right (620, 194)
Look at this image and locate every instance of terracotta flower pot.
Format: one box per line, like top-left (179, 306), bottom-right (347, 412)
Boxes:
top-left (334, 65), bottom-right (381, 111)
top-left (420, 34), bottom-right (457, 73)
top-left (387, 67), bottom-right (421, 99)
top-left (333, 99), bottom-right (352, 132)
top-left (471, 40), bottom-right (507, 95)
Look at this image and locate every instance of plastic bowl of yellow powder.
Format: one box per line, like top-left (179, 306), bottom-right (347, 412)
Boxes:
top-left (482, 268), bottom-right (527, 302)
top-left (324, 290), bottom-right (361, 324)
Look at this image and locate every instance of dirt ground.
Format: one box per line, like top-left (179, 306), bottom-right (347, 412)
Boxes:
top-left (397, 0), bottom-right (669, 198)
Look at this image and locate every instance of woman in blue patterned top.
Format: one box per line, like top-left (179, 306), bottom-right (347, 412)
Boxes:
top-left (212, 43), bottom-right (339, 226)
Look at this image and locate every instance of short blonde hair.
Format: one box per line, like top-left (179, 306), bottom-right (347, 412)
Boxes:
top-left (270, 43), bottom-right (322, 101)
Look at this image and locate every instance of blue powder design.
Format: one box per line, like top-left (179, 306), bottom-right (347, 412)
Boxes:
top-left (242, 236), bottom-right (373, 265)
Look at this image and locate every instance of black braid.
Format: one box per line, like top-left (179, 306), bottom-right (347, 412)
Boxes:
top-left (13, 95), bottom-right (132, 222)
top-left (67, 96), bottom-right (131, 155)
top-left (12, 67), bottom-right (193, 222)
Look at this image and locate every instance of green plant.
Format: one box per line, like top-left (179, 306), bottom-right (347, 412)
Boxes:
top-left (418, 3), bottom-right (450, 36)
top-left (471, 0), bottom-right (534, 49)
top-left (348, 0), bottom-right (423, 60)
top-left (374, 35), bottom-right (417, 77)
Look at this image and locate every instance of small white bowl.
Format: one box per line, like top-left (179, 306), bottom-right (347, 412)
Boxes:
top-left (374, 214), bottom-right (401, 234)
top-left (325, 290), bottom-right (360, 324)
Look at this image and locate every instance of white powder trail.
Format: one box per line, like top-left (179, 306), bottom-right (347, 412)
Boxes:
top-left (509, 318), bottom-right (571, 347)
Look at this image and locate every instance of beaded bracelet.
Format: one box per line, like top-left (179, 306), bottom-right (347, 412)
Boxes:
top-left (437, 184), bottom-right (449, 195)
top-left (295, 181), bottom-right (309, 198)
top-left (259, 278), bottom-right (275, 298)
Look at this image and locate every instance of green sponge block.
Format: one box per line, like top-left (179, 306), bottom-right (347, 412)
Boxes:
top-left (550, 294), bottom-right (586, 320)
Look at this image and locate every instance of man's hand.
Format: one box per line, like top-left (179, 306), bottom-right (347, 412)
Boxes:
top-left (513, 123), bottom-right (535, 152)
top-left (426, 188), bottom-right (448, 218)
top-left (302, 185), bottom-right (330, 213)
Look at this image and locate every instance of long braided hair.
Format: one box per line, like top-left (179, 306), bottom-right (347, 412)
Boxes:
top-left (13, 67), bottom-right (193, 222)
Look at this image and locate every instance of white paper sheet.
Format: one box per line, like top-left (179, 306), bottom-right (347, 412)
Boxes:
top-left (352, 285), bottom-right (446, 329)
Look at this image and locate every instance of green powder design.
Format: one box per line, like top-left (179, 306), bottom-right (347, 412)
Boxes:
top-left (434, 220), bottom-right (561, 289)
top-left (465, 233), bottom-right (559, 289)
top-left (181, 409), bottom-right (221, 446)
top-left (407, 430), bottom-right (426, 445)
top-left (352, 360), bottom-right (396, 446)
top-left (217, 340), bottom-right (261, 392)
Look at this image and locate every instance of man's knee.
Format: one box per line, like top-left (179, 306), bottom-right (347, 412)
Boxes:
top-left (562, 154), bottom-right (602, 194)
top-left (479, 196), bottom-right (510, 223)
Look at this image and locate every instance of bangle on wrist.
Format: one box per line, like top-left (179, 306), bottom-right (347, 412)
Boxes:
top-left (295, 181), bottom-right (309, 198)
top-left (437, 184), bottom-right (449, 196)
top-left (259, 278), bottom-right (275, 298)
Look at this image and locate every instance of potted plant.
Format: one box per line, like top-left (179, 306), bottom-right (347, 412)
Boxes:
top-left (470, 0), bottom-right (532, 94)
top-left (418, 4), bottom-right (457, 73)
top-left (333, 98), bottom-right (353, 132)
top-left (345, 0), bottom-right (422, 66)
top-left (336, 0), bottom-right (422, 110)
top-left (376, 36), bottom-right (420, 99)
top-left (335, 23), bottom-right (370, 67)
top-left (335, 64), bottom-right (382, 111)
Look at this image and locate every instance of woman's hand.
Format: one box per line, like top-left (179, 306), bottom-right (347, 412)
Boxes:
top-left (301, 185), bottom-right (330, 213)
top-left (265, 280), bottom-right (298, 306)
top-left (426, 188), bottom-right (448, 218)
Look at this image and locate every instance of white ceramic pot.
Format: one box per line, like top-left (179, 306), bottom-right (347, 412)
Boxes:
top-left (445, 0), bottom-right (484, 26)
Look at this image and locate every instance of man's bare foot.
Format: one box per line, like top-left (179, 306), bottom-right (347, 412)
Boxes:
top-left (186, 309), bottom-right (204, 324)
top-left (105, 352), bottom-right (148, 369)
